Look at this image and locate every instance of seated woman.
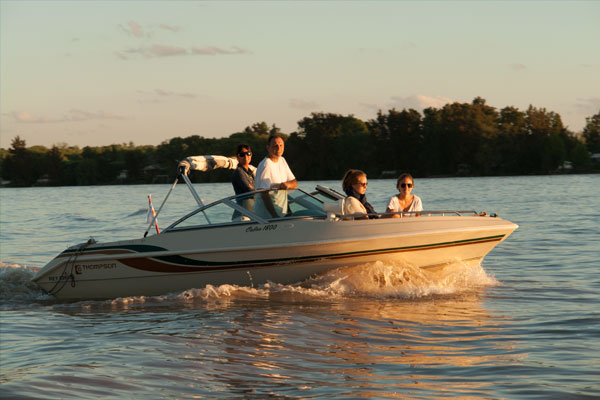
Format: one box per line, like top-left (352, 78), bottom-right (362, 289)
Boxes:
top-left (386, 173), bottom-right (422, 217)
top-left (341, 169), bottom-right (377, 219)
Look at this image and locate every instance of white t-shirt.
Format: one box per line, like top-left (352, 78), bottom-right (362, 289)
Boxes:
top-left (254, 157), bottom-right (296, 218)
top-left (255, 157), bottom-right (295, 189)
top-left (386, 195), bottom-right (423, 215)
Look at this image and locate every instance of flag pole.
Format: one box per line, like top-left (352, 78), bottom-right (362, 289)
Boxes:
top-left (148, 194), bottom-right (160, 234)
top-left (144, 175), bottom-right (179, 237)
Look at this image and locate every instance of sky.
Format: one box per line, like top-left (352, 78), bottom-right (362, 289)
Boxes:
top-left (1, 0), bottom-right (599, 149)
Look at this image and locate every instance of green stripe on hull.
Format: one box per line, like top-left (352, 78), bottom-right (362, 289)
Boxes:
top-left (117, 234), bottom-right (506, 272)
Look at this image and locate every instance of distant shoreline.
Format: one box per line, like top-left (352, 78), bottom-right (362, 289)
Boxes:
top-left (2, 100), bottom-right (599, 187)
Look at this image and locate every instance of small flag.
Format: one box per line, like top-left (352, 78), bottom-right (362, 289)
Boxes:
top-left (146, 194), bottom-right (160, 234)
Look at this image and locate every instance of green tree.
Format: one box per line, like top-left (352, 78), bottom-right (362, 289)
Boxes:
top-left (470, 97), bottom-right (501, 174)
top-left (124, 149), bottom-right (146, 182)
top-left (421, 107), bottom-right (444, 175)
top-left (296, 113), bottom-right (370, 180)
top-left (569, 141), bottom-right (590, 171)
top-left (45, 145), bottom-right (65, 185)
top-left (421, 98), bottom-right (499, 175)
top-left (495, 106), bottom-right (529, 173)
top-left (524, 106), bottom-right (568, 173)
top-left (582, 111), bottom-right (600, 153)
top-left (226, 122), bottom-right (281, 165)
top-left (367, 108), bottom-right (422, 175)
top-left (0, 102), bottom-right (593, 186)
top-left (3, 136), bottom-right (35, 186)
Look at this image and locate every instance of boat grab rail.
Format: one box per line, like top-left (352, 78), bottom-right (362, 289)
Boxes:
top-left (363, 210), bottom-right (494, 219)
top-left (153, 172), bottom-right (497, 234)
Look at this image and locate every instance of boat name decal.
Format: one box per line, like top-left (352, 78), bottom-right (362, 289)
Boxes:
top-left (246, 224), bottom-right (278, 233)
top-left (48, 275), bottom-right (70, 281)
top-left (74, 263), bottom-right (117, 273)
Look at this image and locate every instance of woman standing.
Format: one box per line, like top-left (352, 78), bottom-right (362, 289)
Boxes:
top-left (386, 173), bottom-right (422, 217)
top-left (231, 144), bottom-right (256, 219)
top-left (232, 144), bottom-right (255, 196)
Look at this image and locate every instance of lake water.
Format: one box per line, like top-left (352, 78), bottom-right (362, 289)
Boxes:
top-left (1, 175), bottom-right (599, 399)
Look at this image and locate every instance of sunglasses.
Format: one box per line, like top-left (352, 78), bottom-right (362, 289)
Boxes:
top-left (356, 182), bottom-right (368, 188)
top-left (400, 183), bottom-right (413, 188)
top-left (238, 151), bottom-right (252, 157)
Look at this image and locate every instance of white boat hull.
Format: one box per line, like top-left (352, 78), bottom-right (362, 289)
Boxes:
top-left (33, 216), bottom-right (517, 300)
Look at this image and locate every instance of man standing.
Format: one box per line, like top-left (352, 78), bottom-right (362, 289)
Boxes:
top-left (255, 134), bottom-right (297, 217)
top-left (255, 134), bottom-right (297, 190)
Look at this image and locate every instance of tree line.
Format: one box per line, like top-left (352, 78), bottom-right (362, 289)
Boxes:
top-left (1, 97), bottom-right (599, 187)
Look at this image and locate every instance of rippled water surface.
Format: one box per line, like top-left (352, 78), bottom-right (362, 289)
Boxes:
top-left (1, 175), bottom-right (599, 399)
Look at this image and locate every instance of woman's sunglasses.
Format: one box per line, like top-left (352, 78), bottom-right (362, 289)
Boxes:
top-left (356, 182), bottom-right (368, 188)
top-left (400, 183), bottom-right (413, 188)
top-left (238, 151), bottom-right (252, 157)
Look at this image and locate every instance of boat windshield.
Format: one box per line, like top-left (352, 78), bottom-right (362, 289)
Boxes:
top-left (165, 188), bottom-right (328, 231)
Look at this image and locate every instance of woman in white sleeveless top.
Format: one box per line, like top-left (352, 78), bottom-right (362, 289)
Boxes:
top-left (386, 173), bottom-right (422, 217)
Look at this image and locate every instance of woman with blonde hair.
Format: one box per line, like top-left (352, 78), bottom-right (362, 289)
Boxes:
top-left (385, 173), bottom-right (422, 217)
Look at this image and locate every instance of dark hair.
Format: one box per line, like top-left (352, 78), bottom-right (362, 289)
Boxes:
top-left (396, 173), bottom-right (414, 189)
top-left (342, 169), bottom-right (366, 192)
top-left (267, 134), bottom-right (283, 145)
top-left (236, 144), bottom-right (251, 154)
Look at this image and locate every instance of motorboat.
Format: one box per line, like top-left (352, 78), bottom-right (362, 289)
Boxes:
top-left (32, 156), bottom-right (518, 300)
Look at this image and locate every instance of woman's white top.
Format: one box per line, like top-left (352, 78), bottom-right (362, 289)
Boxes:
top-left (343, 196), bottom-right (367, 216)
top-left (386, 195), bottom-right (422, 215)
top-left (322, 196), bottom-right (367, 218)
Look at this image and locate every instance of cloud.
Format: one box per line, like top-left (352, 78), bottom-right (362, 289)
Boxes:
top-left (358, 102), bottom-right (381, 113)
top-left (114, 51), bottom-right (129, 60)
top-left (116, 19), bottom-right (249, 59)
top-left (119, 21), bottom-right (181, 37)
top-left (67, 109), bottom-right (128, 121)
top-left (574, 97), bottom-right (600, 113)
top-left (290, 98), bottom-right (319, 110)
top-left (11, 111), bottom-right (55, 123)
top-left (119, 44), bottom-right (188, 59)
top-left (120, 20), bottom-right (146, 38)
top-left (10, 109), bottom-right (127, 124)
top-left (510, 63), bottom-right (527, 71)
top-left (390, 94), bottom-right (454, 110)
top-left (154, 89), bottom-right (196, 98)
top-left (191, 45), bottom-right (250, 55)
top-left (148, 44), bottom-right (187, 57)
top-left (363, 94), bottom-right (454, 112)
top-left (137, 89), bottom-right (197, 100)
top-left (159, 24), bottom-right (180, 32)
top-left (117, 44), bottom-right (250, 59)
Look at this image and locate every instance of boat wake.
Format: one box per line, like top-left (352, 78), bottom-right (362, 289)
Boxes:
top-left (0, 263), bottom-right (52, 305)
top-left (298, 260), bottom-right (498, 298)
top-left (1, 260), bottom-right (498, 309)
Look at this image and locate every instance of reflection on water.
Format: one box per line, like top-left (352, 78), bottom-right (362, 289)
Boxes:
top-left (199, 291), bottom-right (517, 398)
top-left (0, 260), bottom-right (518, 398)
